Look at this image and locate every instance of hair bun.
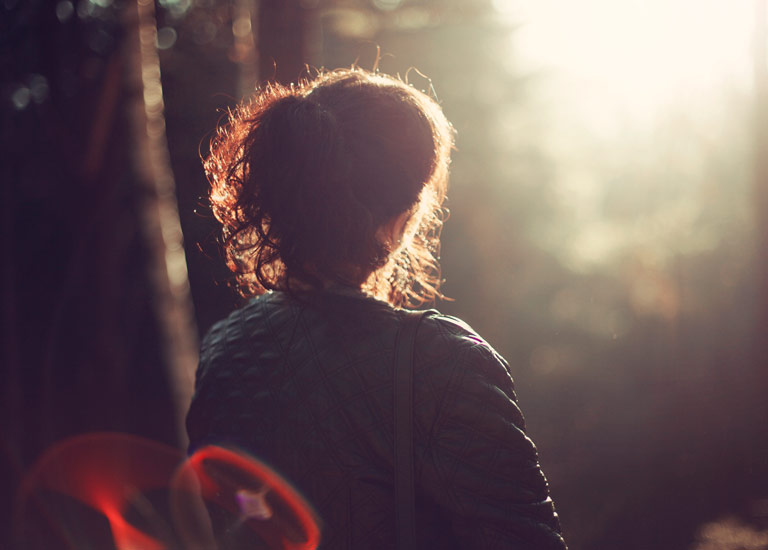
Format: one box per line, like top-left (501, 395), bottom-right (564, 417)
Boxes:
top-left (206, 68), bottom-right (453, 306)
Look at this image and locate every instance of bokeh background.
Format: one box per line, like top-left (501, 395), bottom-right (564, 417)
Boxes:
top-left (3, 0), bottom-right (768, 548)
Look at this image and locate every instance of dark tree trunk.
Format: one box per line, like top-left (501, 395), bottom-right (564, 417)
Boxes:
top-left (0, 1), bottom-right (193, 547)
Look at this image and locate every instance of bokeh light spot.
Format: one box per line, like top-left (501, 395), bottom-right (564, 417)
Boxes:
top-left (372, 0), bottom-right (402, 11)
top-left (76, 0), bottom-right (94, 19)
top-left (55, 0), bottom-right (74, 22)
top-left (156, 26), bottom-right (178, 50)
top-left (232, 16), bottom-right (252, 38)
top-left (11, 87), bottom-right (31, 110)
top-left (29, 74), bottom-right (49, 103)
top-left (159, 0), bottom-right (191, 18)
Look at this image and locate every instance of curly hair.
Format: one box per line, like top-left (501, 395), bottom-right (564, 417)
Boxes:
top-left (205, 68), bottom-right (454, 308)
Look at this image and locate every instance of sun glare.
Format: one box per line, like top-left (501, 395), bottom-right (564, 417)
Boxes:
top-left (491, 0), bottom-right (756, 269)
top-left (498, 0), bottom-right (754, 133)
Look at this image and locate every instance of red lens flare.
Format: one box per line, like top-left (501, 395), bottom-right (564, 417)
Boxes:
top-left (16, 433), bottom-right (321, 550)
top-left (17, 432), bottom-right (182, 550)
top-left (172, 446), bottom-right (321, 550)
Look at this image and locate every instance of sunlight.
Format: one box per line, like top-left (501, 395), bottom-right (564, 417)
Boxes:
top-left (498, 0), bottom-right (753, 133)
top-left (493, 0), bottom-right (756, 270)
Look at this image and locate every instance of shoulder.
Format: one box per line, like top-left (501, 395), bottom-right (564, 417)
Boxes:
top-left (415, 312), bottom-right (495, 351)
top-left (199, 299), bottom-right (252, 358)
top-left (409, 311), bottom-right (518, 408)
top-left (415, 312), bottom-right (513, 376)
top-left (195, 294), bottom-right (281, 382)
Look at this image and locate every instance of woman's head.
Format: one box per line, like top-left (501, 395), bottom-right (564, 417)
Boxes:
top-left (206, 67), bottom-right (454, 307)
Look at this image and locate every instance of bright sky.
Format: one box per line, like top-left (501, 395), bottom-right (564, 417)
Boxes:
top-left (496, 0), bottom-right (755, 134)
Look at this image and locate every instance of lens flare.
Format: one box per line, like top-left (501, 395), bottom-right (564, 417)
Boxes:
top-left (17, 432), bottom-right (182, 549)
top-left (16, 433), bottom-right (321, 550)
top-left (172, 446), bottom-right (321, 550)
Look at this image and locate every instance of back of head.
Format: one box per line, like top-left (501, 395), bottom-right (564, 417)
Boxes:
top-left (206, 68), bottom-right (454, 307)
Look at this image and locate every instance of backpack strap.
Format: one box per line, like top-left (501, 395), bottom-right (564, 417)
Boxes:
top-left (393, 309), bottom-right (432, 550)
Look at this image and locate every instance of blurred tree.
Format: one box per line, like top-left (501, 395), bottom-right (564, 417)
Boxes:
top-left (156, 0), bottom-right (320, 337)
top-left (154, 0), bottom-right (245, 334)
top-left (1, 0), bottom-right (195, 546)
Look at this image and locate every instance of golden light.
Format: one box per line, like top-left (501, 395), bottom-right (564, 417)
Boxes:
top-left (499, 0), bottom-right (753, 133)
top-left (493, 0), bottom-right (756, 271)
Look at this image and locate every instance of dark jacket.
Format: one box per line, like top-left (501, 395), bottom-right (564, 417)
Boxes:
top-left (186, 289), bottom-right (566, 550)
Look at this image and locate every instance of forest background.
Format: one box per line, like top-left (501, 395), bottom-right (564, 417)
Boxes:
top-left (2, 0), bottom-right (768, 549)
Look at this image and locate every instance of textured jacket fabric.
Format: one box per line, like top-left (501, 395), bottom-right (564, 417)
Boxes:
top-left (186, 289), bottom-right (566, 550)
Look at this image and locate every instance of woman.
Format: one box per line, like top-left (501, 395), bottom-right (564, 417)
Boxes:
top-left (186, 68), bottom-right (567, 550)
